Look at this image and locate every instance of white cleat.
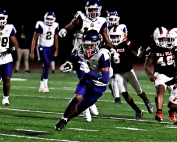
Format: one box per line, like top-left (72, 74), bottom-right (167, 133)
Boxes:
top-left (2, 99), bottom-right (10, 106)
top-left (39, 87), bottom-right (49, 93)
top-left (90, 104), bottom-right (99, 116)
top-left (83, 108), bottom-right (92, 122)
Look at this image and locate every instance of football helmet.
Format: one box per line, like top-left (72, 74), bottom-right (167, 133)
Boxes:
top-left (85, 0), bottom-right (102, 21)
top-left (153, 27), bottom-right (168, 48)
top-left (44, 11), bottom-right (56, 26)
top-left (82, 30), bottom-right (100, 58)
top-left (109, 26), bottom-right (124, 46)
top-left (106, 10), bottom-right (120, 27)
top-left (0, 8), bottom-right (8, 26)
top-left (167, 28), bottom-right (177, 49)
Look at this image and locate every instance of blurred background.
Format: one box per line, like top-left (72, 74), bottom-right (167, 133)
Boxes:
top-left (1, 0), bottom-right (177, 70)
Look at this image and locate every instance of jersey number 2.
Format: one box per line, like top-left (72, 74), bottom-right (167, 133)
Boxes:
top-left (46, 31), bottom-right (52, 40)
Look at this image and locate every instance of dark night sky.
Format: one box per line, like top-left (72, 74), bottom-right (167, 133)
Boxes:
top-left (1, 1), bottom-right (177, 61)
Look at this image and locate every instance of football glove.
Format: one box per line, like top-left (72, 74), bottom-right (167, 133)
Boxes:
top-left (60, 61), bottom-right (73, 73)
top-left (0, 47), bottom-right (15, 57)
top-left (110, 48), bottom-right (120, 64)
top-left (78, 61), bottom-right (90, 73)
top-left (58, 28), bottom-right (67, 38)
top-left (137, 46), bottom-right (145, 58)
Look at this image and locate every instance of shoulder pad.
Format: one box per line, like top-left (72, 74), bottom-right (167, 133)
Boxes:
top-left (97, 17), bottom-right (106, 22)
top-left (74, 11), bottom-right (85, 19)
top-left (126, 40), bottom-right (131, 46)
top-left (35, 21), bottom-right (43, 28)
top-left (5, 24), bottom-right (17, 33)
top-left (99, 48), bottom-right (111, 60)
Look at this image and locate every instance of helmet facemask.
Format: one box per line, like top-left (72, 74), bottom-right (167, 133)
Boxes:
top-left (82, 40), bottom-right (100, 58)
top-left (106, 16), bottom-right (120, 27)
top-left (44, 12), bottom-right (56, 26)
top-left (0, 15), bottom-right (7, 26)
top-left (85, 6), bottom-right (102, 21)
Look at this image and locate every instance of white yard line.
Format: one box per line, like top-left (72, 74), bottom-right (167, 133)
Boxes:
top-left (116, 127), bottom-right (146, 131)
top-left (67, 128), bottom-right (98, 131)
top-left (0, 133), bottom-right (80, 142)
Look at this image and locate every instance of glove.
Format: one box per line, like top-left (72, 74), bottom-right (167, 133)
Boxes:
top-left (58, 28), bottom-right (67, 37)
top-left (78, 61), bottom-right (90, 73)
top-left (137, 46), bottom-right (145, 58)
top-left (110, 48), bottom-right (120, 64)
top-left (0, 47), bottom-right (15, 57)
top-left (7, 47), bottom-right (15, 53)
top-left (60, 61), bottom-right (73, 73)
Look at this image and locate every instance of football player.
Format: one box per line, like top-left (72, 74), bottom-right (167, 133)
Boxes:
top-left (144, 27), bottom-right (177, 122)
top-left (0, 8), bottom-right (19, 105)
top-left (30, 11), bottom-right (59, 93)
top-left (58, 0), bottom-right (116, 122)
top-left (106, 10), bottom-right (128, 104)
top-left (109, 25), bottom-right (153, 120)
top-left (55, 30), bottom-right (111, 131)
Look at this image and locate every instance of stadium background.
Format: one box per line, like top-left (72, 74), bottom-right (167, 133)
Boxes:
top-left (1, 0), bottom-right (177, 70)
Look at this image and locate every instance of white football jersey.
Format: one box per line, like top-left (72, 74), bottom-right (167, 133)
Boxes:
top-left (35, 21), bottom-right (59, 47)
top-left (73, 11), bottom-right (107, 50)
top-left (78, 47), bottom-right (111, 86)
top-left (0, 24), bottom-right (16, 65)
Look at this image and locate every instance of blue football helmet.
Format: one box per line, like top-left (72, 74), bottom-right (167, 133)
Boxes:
top-left (82, 30), bottom-right (100, 58)
top-left (0, 8), bottom-right (8, 26)
top-left (85, 0), bottom-right (102, 21)
top-left (106, 11), bottom-right (120, 27)
top-left (44, 11), bottom-right (56, 26)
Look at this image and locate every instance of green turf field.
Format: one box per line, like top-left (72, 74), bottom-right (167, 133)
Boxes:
top-left (0, 70), bottom-right (176, 142)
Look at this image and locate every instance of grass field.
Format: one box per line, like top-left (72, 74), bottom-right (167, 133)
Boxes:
top-left (0, 70), bottom-right (176, 142)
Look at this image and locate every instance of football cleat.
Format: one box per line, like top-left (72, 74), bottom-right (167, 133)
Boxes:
top-left (54, 119), bottom-right (67, 131)
top-left (39, 87), bottom-right (49, 93)
top-left (155, 112), bottom-right (164, 122)
top-left (115, 98), bottom-right (122, 104)
top-left (89, 104), bottom-right (99, 115)
top-left (83, 108), bottom-right (92, 122)
top-left (135, 110), bottom-right (143, 120)
top-left (145, 101), bottom-right (153, 113)
top-left (2, 98), bottom-right (10, 106)
top-left (168, 110), bottom-right (177, 121)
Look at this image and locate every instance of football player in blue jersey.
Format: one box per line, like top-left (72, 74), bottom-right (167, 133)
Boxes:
top-left (30, 11), bottom-right (59, 93)
top-left (55, 30), bottom-right (111, 131)
top-left (58, 0), bottom-right (117, 122)
top-left (0, 8), bottom-right (19, 105)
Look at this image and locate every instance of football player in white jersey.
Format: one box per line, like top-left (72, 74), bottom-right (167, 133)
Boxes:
top-left (30, 11), bottom-right (59, 93)
top-left (58, 0), bottom-right (116, 122)
top-left (55, 30), bottom-right (111, 131)
top-left (0, 8), bottom-right (19, 105)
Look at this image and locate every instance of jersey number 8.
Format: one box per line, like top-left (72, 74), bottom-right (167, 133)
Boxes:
top-left (46, 31), bottom-right (52, 40)
top-left (0, 37), bottom-right (8, 47)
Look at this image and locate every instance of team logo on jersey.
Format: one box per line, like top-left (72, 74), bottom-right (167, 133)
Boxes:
top-left (0, 32), bottom-right (2, 36)
top-left (90, 23), bottom-right (94, 28)
top-left (48, 28), bottom-right (51, 30)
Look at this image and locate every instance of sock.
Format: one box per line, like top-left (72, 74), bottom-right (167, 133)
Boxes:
top-left (44, 79), bottom-right (48, 88)
top-left (62, 116), bottom-right (68, 121)
top-left (51, 61), bottom-right (55, 70)
top-left (3, 96), bottom-right (9, 100)
top-left (40, 80), bottom-right (44, 88)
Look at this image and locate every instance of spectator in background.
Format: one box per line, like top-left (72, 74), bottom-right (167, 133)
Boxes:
top-left (15, 24), bottom-right (31, 73)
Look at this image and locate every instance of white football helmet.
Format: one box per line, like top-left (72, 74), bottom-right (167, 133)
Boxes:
top-left (153, 27), bottom-right (168, 48)
top-left (106, 11), bottom-right (120, 27)
top-left (85, 0), bottom-right (102, 21)
top-left (109, 26), bottom-right (124, 46)
top-left (0, 8), bottom-right (8, 26)
top-left (44, 11), bottom-right (56, 26)
top-left (167, 28), bottom-right (177, 49)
